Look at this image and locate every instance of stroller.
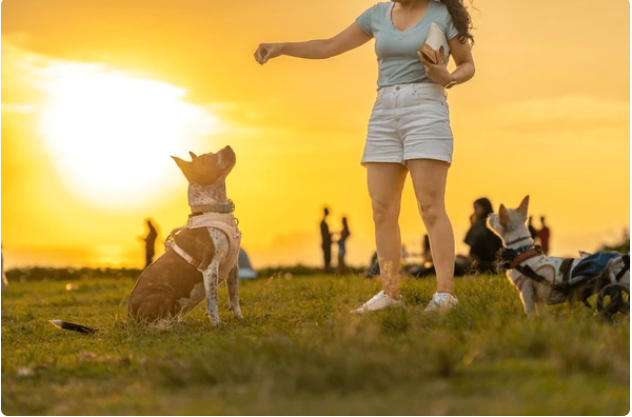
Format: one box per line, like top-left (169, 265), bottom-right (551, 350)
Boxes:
top-left (570, 252), bottom-right (630, 322)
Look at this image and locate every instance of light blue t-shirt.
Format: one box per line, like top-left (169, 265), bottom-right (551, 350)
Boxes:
top-left (356, 1), bottom-right (458, 88)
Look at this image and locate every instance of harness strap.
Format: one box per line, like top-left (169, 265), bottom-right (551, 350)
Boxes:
top-left (171, 243), bottom-right (204, 273)
top-left (514, 264), bottom-right (551, 287)
top-left (510, 247), bottom-right (543, 269)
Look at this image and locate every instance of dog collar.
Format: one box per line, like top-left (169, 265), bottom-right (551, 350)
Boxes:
top-left (509, 247), bottom-right (543, 269)
top-left (190, 199), bottom-right (235, 216)
top-left (505, 236), bottom-right (532, 247)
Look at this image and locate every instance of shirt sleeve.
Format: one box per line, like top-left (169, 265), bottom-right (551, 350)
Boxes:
top-left (355, 4), bottom-right (376, 37)
top-left (445, 13), bottom-right (459, 40)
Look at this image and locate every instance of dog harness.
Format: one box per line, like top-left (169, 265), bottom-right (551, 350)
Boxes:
top-left (167, 211), bottom-right (241, 279)
top-left (500, 242), bottom-right (572, 281)
top-left (498, 238), bottom-right (630, 307)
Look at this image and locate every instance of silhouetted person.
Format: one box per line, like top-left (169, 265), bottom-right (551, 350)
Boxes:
top-left (336, 217), bottom-right (351, 275)
top-left (528, 216), bottom-right (539, 240)
top-left (320, 208), bottom-right (333, 273)
top-left (461, 198), bottom-right (503, 274)
top-left (421, 234), bottom-right (433, 265)
top-left (144, 220), bottom-right (158, 268)
top-left (365, 251), bottom-right (380, 278)
top-left (414, 199), bottom-right (503, 278)
top-left (539, 216), bottom-right (550, 255)
top-left (1, 245), bottom-right (7, 291)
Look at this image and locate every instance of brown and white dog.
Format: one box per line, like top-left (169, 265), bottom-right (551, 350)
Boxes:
top-left (487, 196), bottom-right (630, 317)
top-left (128, 146), bottom-right (242, 325)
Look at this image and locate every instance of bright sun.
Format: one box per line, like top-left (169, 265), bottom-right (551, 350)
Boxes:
top-left (38, 63), bottom-right (220, 208)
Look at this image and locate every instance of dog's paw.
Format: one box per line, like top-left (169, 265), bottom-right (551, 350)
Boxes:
top-left (207, 317), bottom-right (222, 327)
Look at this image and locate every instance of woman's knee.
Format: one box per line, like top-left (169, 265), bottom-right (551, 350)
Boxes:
top-left (371, 198), bottom-right (400, 225)
top-left (418, 199), bottom-right (445, 226)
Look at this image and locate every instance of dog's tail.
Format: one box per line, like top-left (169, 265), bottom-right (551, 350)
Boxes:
top-left (49, 320), bottom-right (98, 334)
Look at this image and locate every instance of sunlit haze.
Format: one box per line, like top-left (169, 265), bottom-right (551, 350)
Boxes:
top-left (1, 0), bottom-right (629, 270)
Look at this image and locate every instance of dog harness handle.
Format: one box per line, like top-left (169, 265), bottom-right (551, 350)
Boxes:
top-left (171, 243), bottom-right (205, 273)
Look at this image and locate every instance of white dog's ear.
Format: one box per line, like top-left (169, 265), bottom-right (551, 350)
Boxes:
top-left (499, 204), bottom-right (509, 228)
top-left (189, 151), bottom-right (198, 160)
top-left (517, 195), bottom-right (530, 216)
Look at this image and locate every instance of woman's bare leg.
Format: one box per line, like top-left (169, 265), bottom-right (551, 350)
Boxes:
top-left (366, 162), bottom-right (408, 298)
top-left (407, 159), bottom-right (455, 294)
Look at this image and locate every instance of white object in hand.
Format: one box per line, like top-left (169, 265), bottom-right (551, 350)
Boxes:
top-left (422, 22), bottom-right (450, 64)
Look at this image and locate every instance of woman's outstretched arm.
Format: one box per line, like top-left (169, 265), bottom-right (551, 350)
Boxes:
top-left (254, 23), bottom-right (372, 64)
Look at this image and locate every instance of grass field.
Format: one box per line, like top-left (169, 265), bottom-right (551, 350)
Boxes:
top-left (1, 273), bottom-right (629, 415)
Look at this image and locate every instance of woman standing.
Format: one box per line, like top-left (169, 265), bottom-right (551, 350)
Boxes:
top-left (254, 0), bottom-right (475, 313)
top-left (336, 217), bottom-right (352, 275)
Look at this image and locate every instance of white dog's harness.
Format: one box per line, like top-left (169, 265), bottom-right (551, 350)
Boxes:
top-left (499, 239), bottom-right (627, 306)
top-left (166, 211), bottom-right (241, 278)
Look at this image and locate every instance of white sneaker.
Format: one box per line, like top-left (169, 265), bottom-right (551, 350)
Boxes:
top-left (424, 292), bottom-right (458, 313)
top-left (350, 291), bottom-right (405, 314)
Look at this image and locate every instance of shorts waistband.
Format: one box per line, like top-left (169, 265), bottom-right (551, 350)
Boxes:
top-left (377, 82), bottom-right (447, 99)
top-left (378, 82), bottom-right (445, 92)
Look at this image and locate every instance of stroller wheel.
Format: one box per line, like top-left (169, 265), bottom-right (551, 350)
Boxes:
top-left (596, 283), bottom-right (630, 323)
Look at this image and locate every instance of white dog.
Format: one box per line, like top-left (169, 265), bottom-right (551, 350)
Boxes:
top-left (487, 196), bottom-right (630, 317)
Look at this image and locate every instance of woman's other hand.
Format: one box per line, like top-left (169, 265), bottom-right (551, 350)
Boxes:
top-left (417, 46), bottom-right (452, 86)
top-left (254, 43), bottom-right (284, 65)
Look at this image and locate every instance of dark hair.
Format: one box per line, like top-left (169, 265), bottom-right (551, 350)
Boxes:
top-left (473, 197), bottom-right (494, 219)
top-left (438, 0), bottom-right (475, 45)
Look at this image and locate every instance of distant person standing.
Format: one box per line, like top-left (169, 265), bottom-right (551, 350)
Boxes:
top-left (336, 217), bottom-right (351, 275)
top-left (320, 208), bottom-right (333, 273)
top-left (144, 220), bottom-right (158, 269)
top-left (1, 246), bottom-right (8, 291)
top-left (539, 216), bottom-right (550, 255)
top-left (528, 216), bottom-right (539, 241)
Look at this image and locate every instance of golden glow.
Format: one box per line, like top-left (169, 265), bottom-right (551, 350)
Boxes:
top-left (38, 64), bottom-right (220, 208)
top-left (1, 0), bottom-right (629, 269)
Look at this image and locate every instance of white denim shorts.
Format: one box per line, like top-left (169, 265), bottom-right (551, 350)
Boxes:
top-left (361, 82), bottom-right (454, 166)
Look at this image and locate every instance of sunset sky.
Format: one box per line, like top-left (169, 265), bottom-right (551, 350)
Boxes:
top-left (1, 0), bottom-right (629, 270)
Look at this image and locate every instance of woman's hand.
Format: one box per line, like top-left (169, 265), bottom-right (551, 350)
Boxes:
top-left (417, 46), bottom-right (452, 86)
top-left (254, 43), bottom-right (284, 65)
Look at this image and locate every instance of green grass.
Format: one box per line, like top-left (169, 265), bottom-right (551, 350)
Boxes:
top-left (1, 273), bottom-right (629, 415)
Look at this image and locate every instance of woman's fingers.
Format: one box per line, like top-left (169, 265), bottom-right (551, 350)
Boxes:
top-left (254, 44), bottom-right (267, 64)
top-left (254, 45), bottom-right (262, 63)
top-left (437, 46), bottom-right (446, 66)
top-left (417, 50), bottom-right (434, 66)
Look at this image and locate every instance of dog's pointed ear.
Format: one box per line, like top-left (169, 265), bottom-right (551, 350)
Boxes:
top-left (517, 195), bottom-right (530, 216)
top-left (172, 156), bottom-right (193, 181)
top-left (499, 204), bottom-right (509, 228)
top-left (189, 151), bottom-right (198, 160)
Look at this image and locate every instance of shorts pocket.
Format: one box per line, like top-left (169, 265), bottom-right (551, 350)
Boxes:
top-left (411, 84), bottom-right (448, 104)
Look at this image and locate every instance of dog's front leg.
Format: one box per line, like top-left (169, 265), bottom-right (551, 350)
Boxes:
top-left (227, 260), bottom-right (243, 319)
top-left (203, 260), bottom-right (221, 326)
top-left (520, 283), bottom-right (536, 317)
top-left (534, 301), bottom-right (548, 318)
